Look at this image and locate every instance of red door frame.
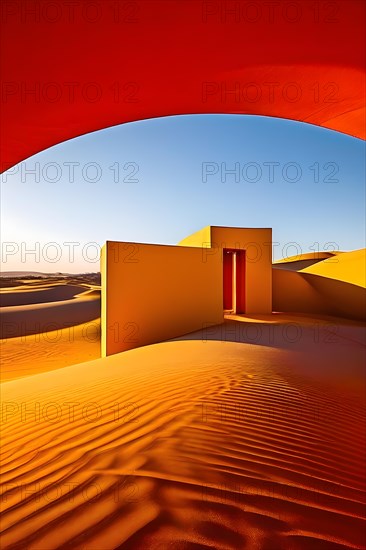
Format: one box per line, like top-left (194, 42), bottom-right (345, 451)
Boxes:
top-left (223, 250), bottom-right (233, 310)
top-left (223, 249), bottom-right (246, 313)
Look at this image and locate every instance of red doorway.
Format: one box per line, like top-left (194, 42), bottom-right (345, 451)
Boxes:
top-left (223, 249), bottom-right (246, 313)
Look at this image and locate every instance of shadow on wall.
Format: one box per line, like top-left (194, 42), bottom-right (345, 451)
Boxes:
top-left (273, 269), bottom-right (366, 322)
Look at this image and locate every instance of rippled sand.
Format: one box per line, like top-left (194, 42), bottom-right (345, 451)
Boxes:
top-left (0, 277), bottom-right (101, 379)
top-left (1, 316), bottom-right (365, 549)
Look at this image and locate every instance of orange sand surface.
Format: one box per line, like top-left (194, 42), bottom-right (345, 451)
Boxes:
top-left (1, 271), bottom-right (365, 549)
top-left (0, 319), bottom-right (101, 381)
top-left (1, 313), bottom-right (365, 549)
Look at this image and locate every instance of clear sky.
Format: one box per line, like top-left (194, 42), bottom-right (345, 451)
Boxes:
top-left (1, 114), bottom-right (365, 273)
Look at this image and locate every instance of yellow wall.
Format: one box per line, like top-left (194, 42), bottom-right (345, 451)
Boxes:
top-left (180, 226), bottom-right (272, 314)
top-left (102, 241), bottom-right (223, 356)
top-left (273, 268), bottom-right (366, 321)
top-left (272, 268), bottom-right (328, 315)
top-left (178, 226), bottom-right (212, 248)
top-left (211, 227), bottom-right (272, 314)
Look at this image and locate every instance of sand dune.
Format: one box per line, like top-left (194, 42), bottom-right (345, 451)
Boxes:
top-left (1, 314), bottom-right (365, 549)
top-left (273, 249), bottom-right (366, 287)
top-left (0, 319), bottom-right (101, 381)
top-left (0, 287), bottom-right (100, 340)
top-left (274, 252), bottom-right (341, 265)
top-left (273, 252), bottom-right (341, 272)
top-left (0, 284), bottom-right (89, 307)
top-left (1, 271), bottom-right (365, 549)
top-left (0, 271), bottom-right (52, 278)
top-left (0, 295), bottom-right (100, 340)
top-left (0, 277), bottom-right (102, 380)
top-left (301, 249), bottom-right (366, 287)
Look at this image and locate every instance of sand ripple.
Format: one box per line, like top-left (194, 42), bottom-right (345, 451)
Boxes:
top-left (1, 337), bottom-right (365, 549)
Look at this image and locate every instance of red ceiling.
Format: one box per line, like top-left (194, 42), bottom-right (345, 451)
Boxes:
top-left (1, 0), bottom-right (365, 170)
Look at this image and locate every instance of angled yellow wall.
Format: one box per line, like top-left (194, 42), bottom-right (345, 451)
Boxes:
top-left (178, 225), bottom-right (212, 248)
top-left (102, 241), bottom-right (223, 356)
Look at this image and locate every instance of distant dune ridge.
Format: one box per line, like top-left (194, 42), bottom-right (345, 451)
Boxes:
top-left (0, 254), bottom-right (365, 548)
top-left (0, 271), bottom-right (100, 279)
top-left (0, 271), bottom-right (51, 278)
top-left (301, 249), bottom-right (366, 287)
top-left (0, 284), bottom-right (88, 307)
top-left (273, 251), bottom-right (341, 271)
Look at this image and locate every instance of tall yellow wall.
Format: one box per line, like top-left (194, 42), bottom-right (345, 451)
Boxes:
top-left (179, 226), bottom-right (272, 314)
top-left (210, 227), bottom-right (272, 314)
top-left (102, 241), bottom-right (223, 356)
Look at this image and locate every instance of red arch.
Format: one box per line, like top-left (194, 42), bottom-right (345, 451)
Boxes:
top-left (1, 0), bottom-right (365, 170)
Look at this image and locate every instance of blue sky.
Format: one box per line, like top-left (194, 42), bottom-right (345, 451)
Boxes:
top-left (1, 114), bottom-right (365, 272)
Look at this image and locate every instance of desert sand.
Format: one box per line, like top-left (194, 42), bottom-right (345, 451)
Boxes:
top-left (0, 277), bottom-right (101, 341)
top-left (272, 251), bottom-right (341, 272)
top-left (1, 264), bottom-right (365, 549)
top-left (301, 249), bottom-right (366, 287)
top-left (0, 319), bottom-right (101, 381)
top-left (0, 277), bottom-right (100, 379)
